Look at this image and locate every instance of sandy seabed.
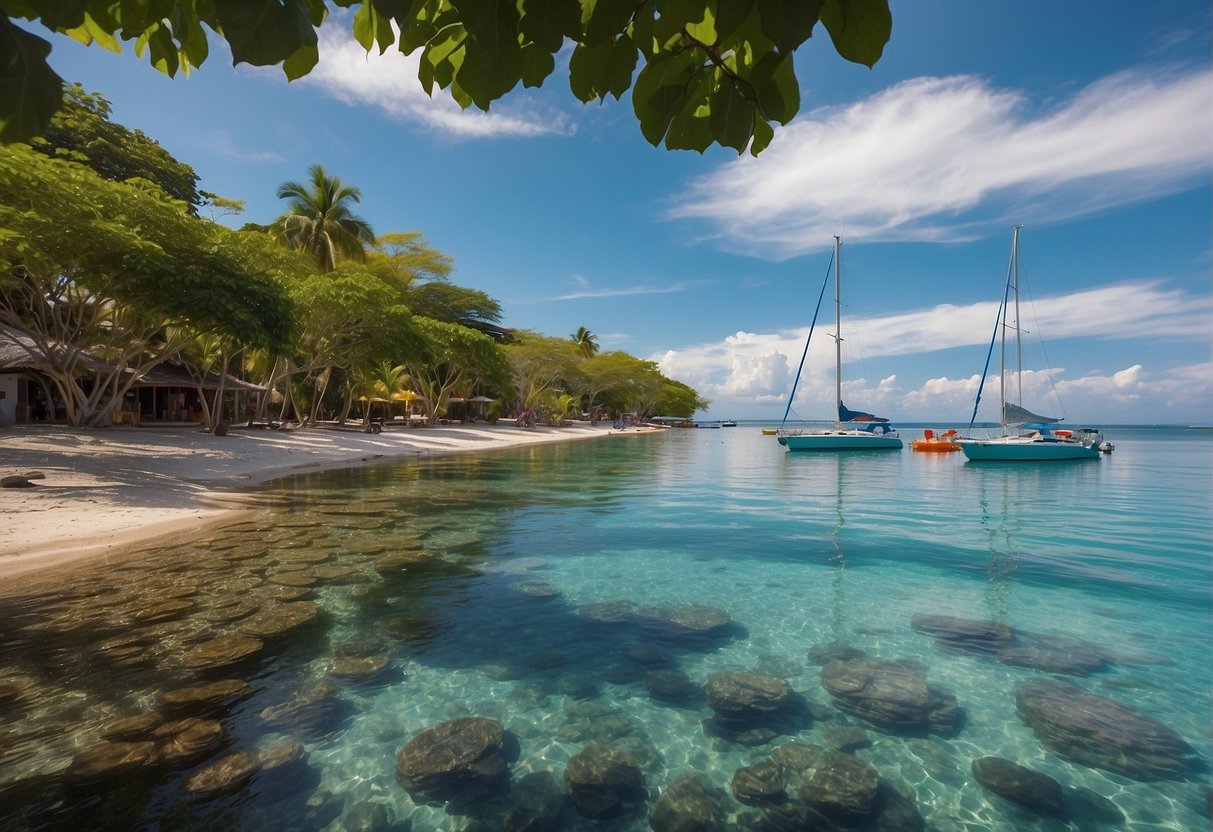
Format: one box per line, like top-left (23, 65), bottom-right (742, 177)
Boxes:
top-left (0, 421), bottom-right (652, 579)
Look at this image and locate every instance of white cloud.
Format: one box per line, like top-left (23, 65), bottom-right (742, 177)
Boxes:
top-left (301, 26), bottom-right (572, 138)
top-left (655, 283), bottom-right (1212, 420)
top-left (670, 68), bottom-right (1213, 258)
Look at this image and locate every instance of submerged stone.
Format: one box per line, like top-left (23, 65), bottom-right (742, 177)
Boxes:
top-left (971, 756), bottom-right (1065, 817)
top-left (184, 634), bottom-right (264, 673)
top-left (182, 750), bottom-right (260, 796)
top-left (997, 634), bottom-right (1105, 676)
top-left (650, 774), bottom-right (731, 832)
top-left (799, 750), bottom-right (881, 817)
top-left (64, 741), bottom-right (156, 784)
top-left (704, 672), bottom-right (793, 719)
top-left (1015, 678), bottom-right (1197, 781)
top-left (153, 718), bottom-right (224, 767)
top-left (328, 654), bottom-right (391, 681)
top-left (100, 713), bottom-right (164, 742)
top-left (503, 770), bottom-right (566, 832)
top-left (819, 657), bottom-right (962, 737)
top-left (158, 678), bottom-right (253, 715)
top-left (396, 716), bottom-right (507, 804)
top-left (260, 679), bottom-right (355, 742)
top-left (910, 613), bottom-right (1016, 657)
top-left (731, 759), bottom-right (787, 805)
top-left (239, 601), bottom-right (319, 639)
top-left (564, 744), bottom-right (646, 819)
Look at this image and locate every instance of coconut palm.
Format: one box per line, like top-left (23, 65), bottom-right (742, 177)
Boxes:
top-left (570, 326), bottom-right (599, 357)
top-left (274, 165), bottom-right (375, 273)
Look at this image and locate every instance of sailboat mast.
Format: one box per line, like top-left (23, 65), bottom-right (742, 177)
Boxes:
top-left (1012, 225), bottom-right (1023, 409)
top-left (834, 235), bottom-right (842, 430)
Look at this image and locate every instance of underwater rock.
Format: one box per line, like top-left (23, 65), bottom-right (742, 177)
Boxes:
top-left (750, 654), bottom-right (804, 679)
top-left (1015, 678), bottom-right (1197, 781)
top-left (396, 717), bottom-right (507, 804)
top-left (503, 770), bottom-right (566, 832)
top-left (63, 741), bottom-right (157, 784)
top-left (158, 678), bottom-right (253, 715)
top-left (195, 599), bottom-right (260, 624)
top-left (512, 580), bottom-right (562, 600)
top-left (564, 743), bottom-right (646, 819)
top-left (798, 751), bottom-right (881, 817)
top-left (239, 601), bottom-right (319, 639)
top-left (650, 774), bottom-right (731, 832)
top-left (310, 565), bottom-right (362, 584)
top-left (704, 672), bottom-right (793, 719)
top-left (770, 742), bottom-right (824, 773)
top-left (665, 604), bottom-right (731, 632)
top-left (910, 613), bottom-right (1016, 657)
top-left (819, 657), bottom-right (962, 737)
top-left (997, 634), bottom-right (1104, 676)
top-left (328, 654), bottom-right (391, 681)
top-left (731, 759), bottom-right (787, 805)
top-left (182, 750), bottom-right (260, 796)
top-left (266, 571), bottom-right (318, 588)
top-left (256, 740), bottom-right (307, 779)
top-left (260, 678), bottom-right (355, 741)
top-left (184, 634), bottom-right (264, 673)
top-left (1066, 787), bottom-right (1125, 825)
top-left (645, 669), bottom-right (701, 706)
top-left (971, 756), bottom-right (1065, 817)
top-left (100, 713), bottom-right (164, 742)
top-left (152, 718), bottom-right (224, 767)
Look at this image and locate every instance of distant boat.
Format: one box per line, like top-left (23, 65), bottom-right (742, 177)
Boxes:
top-left (957, 227), bottom-right (1107, 461)
top-left (721, 420), bottom-right (737, 427)
top-left (777, 236), bottom-right (902, 451)
top-left (912, 428), bottom-right (961, 453)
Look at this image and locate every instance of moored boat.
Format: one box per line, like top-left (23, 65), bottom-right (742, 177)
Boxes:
top-left (911, 429), bottom-right (961, 452)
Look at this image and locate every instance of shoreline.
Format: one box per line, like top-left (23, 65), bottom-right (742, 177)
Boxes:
top-left (0, 421), bottom-right (659, 580)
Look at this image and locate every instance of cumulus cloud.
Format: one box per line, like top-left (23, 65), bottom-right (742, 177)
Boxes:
top-left (302, 26), bottom-right (572, 138)
top-left (670, 68), bottom-right (1213, 258)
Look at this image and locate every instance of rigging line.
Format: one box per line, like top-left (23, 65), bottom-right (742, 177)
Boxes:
top-left (968, 258), bottom-right (1014, 432)
top-left (781, 248), bottom-right (835, 428)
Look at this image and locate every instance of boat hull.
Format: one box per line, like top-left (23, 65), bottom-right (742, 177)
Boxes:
top-left (779, 432), bottom-right (903, 451)
top-left (958, 438), bottom-right (1100, 461)
top-left (911, 440), bottom-right (961, 453)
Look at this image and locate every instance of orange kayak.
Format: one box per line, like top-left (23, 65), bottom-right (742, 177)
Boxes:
top-left (911, 428), bottom-right (962, 452)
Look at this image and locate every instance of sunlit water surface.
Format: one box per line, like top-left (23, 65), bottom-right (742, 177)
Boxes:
top-left (1, 426), bottom-right (1209, 831)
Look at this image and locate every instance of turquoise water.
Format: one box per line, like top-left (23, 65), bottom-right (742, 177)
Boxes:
top-left (0, 426), bottom-right (1209, 830)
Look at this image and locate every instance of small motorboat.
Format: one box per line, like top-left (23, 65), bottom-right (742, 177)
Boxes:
top-left (912, 429), bottom-right (962, 452)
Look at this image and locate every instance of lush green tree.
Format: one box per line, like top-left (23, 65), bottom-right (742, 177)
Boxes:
top-left (570, 325), bottom-right (599, 357)
top-left (0, 143), bottom-right (296, 426)
top-left (284, 265), bottom-right (419, 424)
top-left (367, 232), bottom-right (454, 296)
top-left (407, 282), bottom-right (503, 326)
top-left (274, 164), bottom-right (375, 273)
top-left (31, 83), bottom-right (202, 209)
top-left (407, 317), bottom-right (510, 421)
top-left (1, 1), bottom-right (892, 155)
top-left (654, 378), bottom-right (710, 417)
top-left (348, 359), bottom-right (411, 429)
top-left (504, 332), bottom-right (586, 413)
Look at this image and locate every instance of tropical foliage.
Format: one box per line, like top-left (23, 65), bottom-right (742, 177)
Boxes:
top-left (274, 164), bottom-right (375, 273)
top-left (0, 1), bottom-right (892, 155)
top-left (0, 92), bottom-right (706, 428)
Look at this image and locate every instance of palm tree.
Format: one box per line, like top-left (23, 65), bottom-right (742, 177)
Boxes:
top-left (570, 326), bottom-right (599, 357)
top-left (274, 164), bottom-right (375, 272)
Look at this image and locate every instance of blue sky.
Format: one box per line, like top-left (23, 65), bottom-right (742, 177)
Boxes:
top-left (40, 1), bottom-right (1212, 423)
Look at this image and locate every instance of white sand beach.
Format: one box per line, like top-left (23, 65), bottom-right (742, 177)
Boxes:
top-left (0, 421), bottom-right (654, 579)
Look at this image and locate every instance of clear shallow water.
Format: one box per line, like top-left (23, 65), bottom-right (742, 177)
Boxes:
top-left (1, 426), bottom-right (1210, 830)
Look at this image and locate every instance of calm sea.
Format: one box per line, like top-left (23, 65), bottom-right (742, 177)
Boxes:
top-left (1, 425), bottom-right (1209, 830)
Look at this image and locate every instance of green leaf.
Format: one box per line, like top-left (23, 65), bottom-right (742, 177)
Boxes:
top-left (664, 67), bottom-right (713, 152)
top-left (0, 16), bottom-right (63, 143)
top-left (819, 0), bottom-right (891, 67)
top-left (353, 1), bottom-right (395, 52)
top-left (450, 0), bottom-right (523, 107)
top-left (517, 0), bottom-right (580, 52)
top-left (708, 74), bottom-right (753, 153)
top-left (757, 0), bottom-right (824, 53)
top-left (213, 0), bottom-right (318, 67)
top-left (568, 34), bottom-right (635, 102)
top-left (748, 113), bottom-right (773, 155)
top-left (424, 23), bottom-right (466, 90)
top-left (750, 49), bottom-right (799, 124)
top-left (632, 50), bottom-right (701, 146)
top-left (581, 0), bottom-right (635, 45)
top-left (519, 41), bottom-right (554, 88)
top-left (282, 42), bottom-right (319, 79)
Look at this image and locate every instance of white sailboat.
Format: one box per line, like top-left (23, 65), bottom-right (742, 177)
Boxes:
top-left (778, 236), bottom-right (902, 451)
top-left (957, 226), bottom-right (1108, 461)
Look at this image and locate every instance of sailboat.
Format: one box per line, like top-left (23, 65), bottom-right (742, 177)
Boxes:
top-left (957, 227), bottom-right (1108, 461)
top-left (778, 236), bottom-right (903, 451)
